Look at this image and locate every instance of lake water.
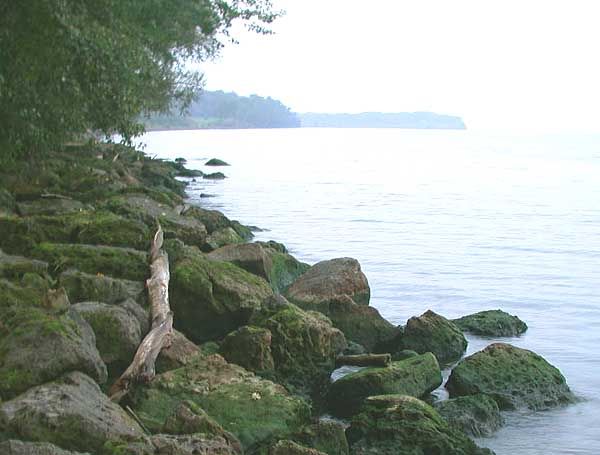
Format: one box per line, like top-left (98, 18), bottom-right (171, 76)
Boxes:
top-left (143, 128), bottom-right (600, 454)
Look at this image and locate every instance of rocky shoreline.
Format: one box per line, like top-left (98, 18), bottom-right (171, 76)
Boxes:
top-left (0, 145), bottom-right (575, 454)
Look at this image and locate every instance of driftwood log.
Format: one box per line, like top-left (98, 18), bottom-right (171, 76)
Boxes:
top-left (335, 353), bottom-right (392, 368)
top-left (109, 224), bottom-right (173, 402)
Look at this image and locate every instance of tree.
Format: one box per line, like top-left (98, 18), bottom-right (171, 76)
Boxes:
top-left (0, 0), bottom-right (279, 159)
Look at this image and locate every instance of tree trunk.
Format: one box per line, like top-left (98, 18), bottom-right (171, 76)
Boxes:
top-left (109, 224), bottom-right (173, 402)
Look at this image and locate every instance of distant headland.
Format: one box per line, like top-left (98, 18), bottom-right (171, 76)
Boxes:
top-left (144, 90), bottom-right (466, 131)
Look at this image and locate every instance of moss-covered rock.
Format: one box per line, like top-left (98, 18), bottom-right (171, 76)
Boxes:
top-left (401, 310), bottom-right (467, 364)
top-left (129, 354), bottom-right (311, 451)
top-left (59, 269), bottom-right (146, 305)
top-left (327, 353), bottom-right (442, 417)
top-left (203, 227), bottom-right (244, 252)
top-left (0, 304), bottom-right (107, 399)
top-left (346, 395), bottom-right (494, 455)
top-left (446, 343), bottom-right (575, 410)
top-left (205, 158), bottom-right (230, 166)
top-left (0, 188), bottom-right (16, 216)
top-left (286, 258), bottom-right (371, 310)
top-left (293, 421), bottom-right (349, 455)
top-left (434, 394), bottom-right (504, 437)
top-left (204, 172), bottom-right (226, 180)
top-left (0, 440), bottom-right (88, 455)
top-left (453, 310), bottom-right (528, 337)
top-left (71, 301), bottom-right (142, 376)
top-left (327, 296), bottom-right (400, 352)
top-left (31, 243), bottom-right (148, 280)
top-left (0, 372), bottom-right (145, 454)
top-left (181, 206), bottom-right (233, 234)
top-left (0, 249), bottom-right (49, 280)
top-left (169, 246), bottom-right (272, 342)
top-left (250, 297), bottom-right (347, 388)
top-left (17, 198), bottom-right (90, 217)
top-left (156, 329), bottom-right (202, 374)
top-left (220, 326), bottom-right (275, 373)
top-left (270, 440), bottom-right (327, 455)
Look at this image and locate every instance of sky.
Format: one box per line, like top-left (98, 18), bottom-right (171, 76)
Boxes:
top-left (201, 0), bottom-right (600, 131)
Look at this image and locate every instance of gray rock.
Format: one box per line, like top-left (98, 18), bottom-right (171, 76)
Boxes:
top-left (0, 372), bottom-right (144, 453)
top-left (0, 249), bottom-right (48, 280)
top-left (0, 440), bottom-right (89, 455)
top-left (156, 329), bottom-right (201, 374)
top-left (17, 198), bottom-right (89, 216)
top-left (59, 269), bottom-right (146, 305)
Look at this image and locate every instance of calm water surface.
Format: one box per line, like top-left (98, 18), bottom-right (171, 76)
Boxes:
top-left (143, 128), bottom-right (600, 454)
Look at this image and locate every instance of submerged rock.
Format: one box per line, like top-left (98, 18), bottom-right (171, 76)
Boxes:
top-left (0, 372), bottom-right (144, 453)
top-left (453, 309), bottom-right (528, 337)
top-left (206, 158), bottom-right (230, 166)
top-left (286, 258), bottom-right (371, 310)
top-left (401, 310), bottom-right (467, 364)
top-left (129, 354), bottom-right (310, 451)
top-left (327, 353), bottom-right (442, 417)
top-left (169, 245), bottom-right (272, 342)
top-left (435, 394), bottom-right (504, 437)
top-left (0, 304), bottom-right (107, 399)
top-left (446, 343), bottom-right (575, 410)
top-left (346, 395), bottom-right (494, 455)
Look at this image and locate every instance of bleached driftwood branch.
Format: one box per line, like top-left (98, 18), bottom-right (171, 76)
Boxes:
top-left (109, 224), bottom-right (173, 402)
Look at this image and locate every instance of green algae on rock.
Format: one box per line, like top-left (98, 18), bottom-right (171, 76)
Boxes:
top-left (327, 353), bottom-right (442, 417)
top-left (434, 394), bottom-right (504, 437)
top-left (0, 372), bottom-right (145, 454)
top-left (270, 440), bottom-right (327, 455)
top-left (220, 325), bottom-right (276, 373)
top-left (293, 421), bottom-right (349, 455)
top-left (453, 309), bottom-right (528, 337)
top-left (128, 354), bottom-right (311, 451)
top-left (59, 269), bottom-right (146, 305)
top-left (31, 243), bottom-right (148, 281)
top-left (346, 395), bottom-right (494, 455)
top-left (0, 249), bottom-right (49, 280)
top-left (446, 343), bottom-right (575, 410)
top-left (203, 227), bottom-right (244, 251)
top-left (401, 310), bottom-right (468, 364)
top-left (205, 158), bottom-right (230, 166)
top-left (170, 245), bottom-right (272, 343)
top-left (0, 440), bottom-right (88, 455)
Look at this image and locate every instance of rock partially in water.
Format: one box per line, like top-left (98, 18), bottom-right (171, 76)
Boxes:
top-left (0, 304), bottom-right (107, 399)
top-left (346, 395), bottom-right (495, 455)
top-left (401, 310), bottom-right (467, 364)
top-left (434, 394), bottom-right (504, 437)
top-left (453, 309), bottom-right (528, 337)
top-left (327, 353), bottom-right (442, 417)
top-left (206, 158), bottom-right (230, 166)
top-left (220, 325), bottom-right (275, 373)
top-left (0, 372), bottom-right (144, 453)
top-left (204, 172), bottom-right (227, 180)
top-left (446, 343), bottom-right (575, 410)
top-left (129, 354), bottom-right (310, 451)
top-left (169, 245), bottom-right (272, 342)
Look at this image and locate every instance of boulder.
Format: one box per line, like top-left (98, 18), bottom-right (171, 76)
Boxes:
top-left (101, 194), bottom-right (207, 248)
top-left (208, 242), bottom-right (309, 293)
top-left (401, 310), bottom-right (467, 364)
top-left (205, 158), bottom-right (230, 166)
top-left (453, 310), bottom-right (528, 337)
top-left (181, 206), bottom-right (234, 234)
top-left (446, 343), bottom-right (575, 410)
top-left (270, 440), bottom-right (326, 455)
top-left (16, 198), bottom-right (89, 216)
top-left (327, 353), bottom-right (442, 417)
top-left (220, 326), bottom-right (275, 373)
top-left (434, 394), bottom-right (504, 437)
top-left (204, 172), bottom-right (226, 180)
top-left (0, 440), bottom-right (87, 455)
top-left (286, 258), bottom-right (370, 310)
top-left (327, 296), bottom-right (400, 352)
top-left (346, 395), bottom-right (494, 455)
top-left (129, 354), bottom-right (310, 451)
top-left (0, 305), bottom-right (107, 399)
top-left (0, 372), bottom-right (145, 453)
top-left (0, 249), bottom-right (48, 280)
top-left (71, 301), bottom-right (142, 373)
top-left (31, 243), bottom-right (148, 280)
top-left (293, 421), bottom-right (349, 455)
top-left (59, 269), bottom-right (146, 305)
top-left (249, 298), bottom-right (347, 386)
top-left (156, 329), bottom-right (202, 374)
top-left (203, 227), bottom-right (244, 252)
top-left (169, 246), bottom-right (272, 342)
top-left (146, 434), bottom-right (241, 454)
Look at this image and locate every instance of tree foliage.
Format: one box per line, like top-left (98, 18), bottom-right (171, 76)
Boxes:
top-left (0, 0), bottom-right (278, 158)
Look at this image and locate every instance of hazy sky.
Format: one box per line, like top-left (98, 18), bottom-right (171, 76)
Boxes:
top-left (201, 0), bottom-right (600, 131)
